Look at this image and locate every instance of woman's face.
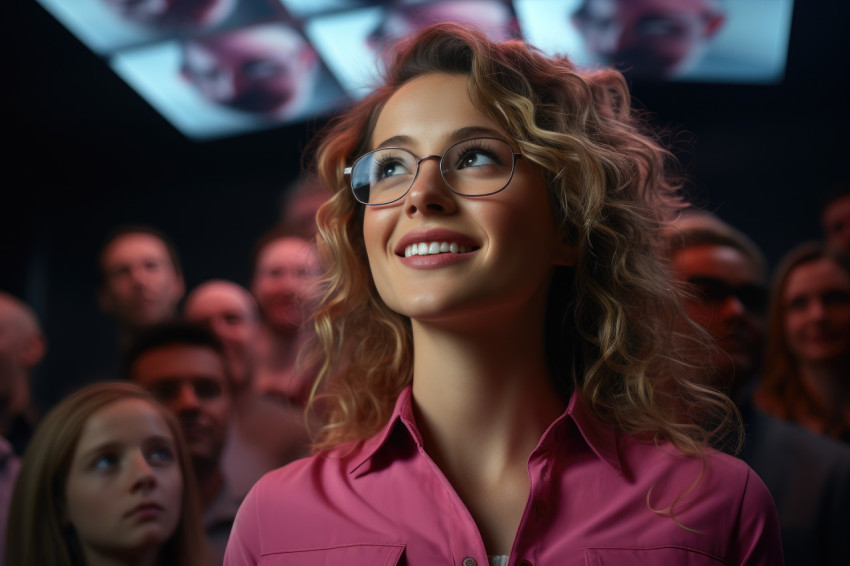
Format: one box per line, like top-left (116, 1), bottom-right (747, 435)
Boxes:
top-left (64, 398), bottom-right (183, 564)
top-left (783, 257), bottom-right (850, 365)
top-left (362, 72), bottom-right (571, 327)
top-left (252, 237), bottom-right (320, 332)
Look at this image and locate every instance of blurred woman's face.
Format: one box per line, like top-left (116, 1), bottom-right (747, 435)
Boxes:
top-left (64, 399), bottom-right (183, 564)
top-left (783, 258), bottom-right (850, 365)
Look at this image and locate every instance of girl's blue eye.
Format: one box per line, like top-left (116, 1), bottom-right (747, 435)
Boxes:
top-left (147, 445), bottom-right (175, 466)
top-left (93, 454), bottom-right (119, 470)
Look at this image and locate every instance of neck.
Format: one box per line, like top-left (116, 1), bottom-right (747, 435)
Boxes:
top-left (410, 300), bottom-right (566, 482)
top-left (799, 361), bottom-right (850, 417)
top-left (80, 545), bottom-right (160, 566)
top-left (408, 298), bottom-right (566, 556)
top-left (193, 458), bottom-right (224, 510)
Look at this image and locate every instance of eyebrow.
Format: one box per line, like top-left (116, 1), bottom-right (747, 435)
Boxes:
top-left (373, 126), bottom-right (508, 151)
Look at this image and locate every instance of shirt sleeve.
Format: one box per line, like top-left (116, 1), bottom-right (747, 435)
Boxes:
top-left (223, 480), bottom-right (263, 565)
top-left (735, 467), bottom-right (785, 566)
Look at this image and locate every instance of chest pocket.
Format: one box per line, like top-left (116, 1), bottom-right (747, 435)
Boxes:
top-left (584, 546), bottom-right (726, 565)
top-left (259, 543), bottom-right (405, 566)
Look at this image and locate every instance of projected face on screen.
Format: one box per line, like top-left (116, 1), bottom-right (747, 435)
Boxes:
top-left (369, 0), bottom-right (519, 49)
top-left (180, 23), bottom-right (320, 118)
top-left (101, 0), bottom-right (236, 29)
top-left (570, 0), bottom-right (726, 79)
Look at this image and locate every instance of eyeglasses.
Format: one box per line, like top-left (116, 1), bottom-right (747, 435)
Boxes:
top-left (687, 276), bottom-right (767, 314)
top-left (345, 137), bottom-right (523, 206)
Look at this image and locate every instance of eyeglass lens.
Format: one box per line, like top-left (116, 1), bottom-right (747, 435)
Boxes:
top-left (350, 137), bottom-right (517, 205)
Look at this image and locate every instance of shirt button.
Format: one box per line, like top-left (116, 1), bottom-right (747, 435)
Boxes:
top-left (462, 558), bottom-right (477, 566)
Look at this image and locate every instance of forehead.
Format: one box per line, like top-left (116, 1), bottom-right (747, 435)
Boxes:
top-left (76, 398), bottom-right (172, 451)
top-left (671, 244), bottom-right (762, 285)
top-left (785, 258), bottom-right (850, 295)
top-left (102, 233), bottom-right (171, 266)
top-left (372, 73), bottom-right (506, 151)
top-left (185, 284), bottom-right (253, 317)
top-left (132, 344), bottom-right (226, 384)
top-left (257, 238), bottom-right (317, 268)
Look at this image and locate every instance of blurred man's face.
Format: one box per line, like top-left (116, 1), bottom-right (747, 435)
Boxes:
top-left (183, 282), bottom-right (259, 388)
top-left (181, 24), bottom-right (318, 116)
top-left (822, 195), bottom-right (850, 256)
top-left (378, 0), bottom-right (517, 44)
top-left (99, 234), bottom-right (184, 331)
top-left (252, 237), bottom-right (320, 334)
top-left (101, 0), bottom-right (234, 28)
top-left (671, 244), bottom-right (766, 393)
top-left (572, 0), bottom-right (724, 79)
top-left (130, 344), bottom-right (231, 468)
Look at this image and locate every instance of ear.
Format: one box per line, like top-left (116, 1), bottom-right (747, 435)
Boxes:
top-left (19, 332), bottom-right (46, 369)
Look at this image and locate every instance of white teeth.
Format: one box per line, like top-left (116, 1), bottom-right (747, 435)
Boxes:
top-left (404, 241), bottom-right (471, 258)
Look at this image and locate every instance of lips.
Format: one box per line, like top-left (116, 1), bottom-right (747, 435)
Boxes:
top-left (126, 501), bottom-right (164, 519)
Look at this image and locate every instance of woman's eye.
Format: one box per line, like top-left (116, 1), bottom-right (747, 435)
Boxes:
top-left (375, 158), bottom-right (407, 180)
top-left (147, 445), bottom-right (175, 466)
top-left (92, 454), bottom-right (119, 470)
top-left (457, 149), bottom-right (500, 169)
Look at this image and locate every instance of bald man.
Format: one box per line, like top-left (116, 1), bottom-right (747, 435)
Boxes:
top-left (0, 292), bottom-right (46, 456)
top-left (183, 280), bottom-right (311, 498)
top-left (184, 280), bottom-right (260, 393)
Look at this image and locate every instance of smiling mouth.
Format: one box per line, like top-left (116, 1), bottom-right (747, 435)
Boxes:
top-left (403, 241), bottom-right (477, 258)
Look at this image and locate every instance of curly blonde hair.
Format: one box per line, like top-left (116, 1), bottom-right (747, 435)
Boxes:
top-left (305, 23), bottom-right (737, 455)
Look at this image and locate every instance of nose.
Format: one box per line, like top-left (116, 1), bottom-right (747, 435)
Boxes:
top-left (173, 382), bottom-right (201, 412)
top-left (404, 156), bottom-right (457, 217)
top-left (130, 450), bottom-right (156, 492)
top-left (718, 294), bottom-right (747, 319)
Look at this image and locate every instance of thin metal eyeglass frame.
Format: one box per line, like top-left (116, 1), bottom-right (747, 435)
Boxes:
top-left (343, 137), bottom-right (524, 206)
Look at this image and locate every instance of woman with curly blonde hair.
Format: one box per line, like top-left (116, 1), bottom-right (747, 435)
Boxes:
top-left (226, 23), bottom-right (781, 565)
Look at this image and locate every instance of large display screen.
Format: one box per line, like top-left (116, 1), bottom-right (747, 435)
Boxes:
top-left (37, 0), bottom-right (796, 141)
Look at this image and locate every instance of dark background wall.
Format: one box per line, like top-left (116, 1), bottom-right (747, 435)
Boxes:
top-left (4, 0), bottom-right (849, 408)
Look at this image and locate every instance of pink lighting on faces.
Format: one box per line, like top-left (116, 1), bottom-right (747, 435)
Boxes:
top-left (130, 345), bottom-right (231, 468)
top-left (671, 244), bottom-right (765, 390)
top-left (362, 73), bottom-right (573, 326)
top-left (783, 258), bottom-right (850, 367)
top-left (64, 398), bottom-right (183, 566)
top-left (99, 233), bottom-right (184, 331)
top-left (252, 237), bottom-right (321, 334)
top-left (183, 281), bottom-right (260, 390)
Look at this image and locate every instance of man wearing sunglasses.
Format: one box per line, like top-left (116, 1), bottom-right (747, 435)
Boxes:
top-left (668, 209), bottom-right (850, 566)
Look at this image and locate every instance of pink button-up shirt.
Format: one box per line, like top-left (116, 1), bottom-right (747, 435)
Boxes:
top-left (225, 387), bottom-right (783, 565)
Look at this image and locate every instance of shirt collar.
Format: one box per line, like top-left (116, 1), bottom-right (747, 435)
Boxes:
top-left (348, 385), bottom-right (623, 477)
